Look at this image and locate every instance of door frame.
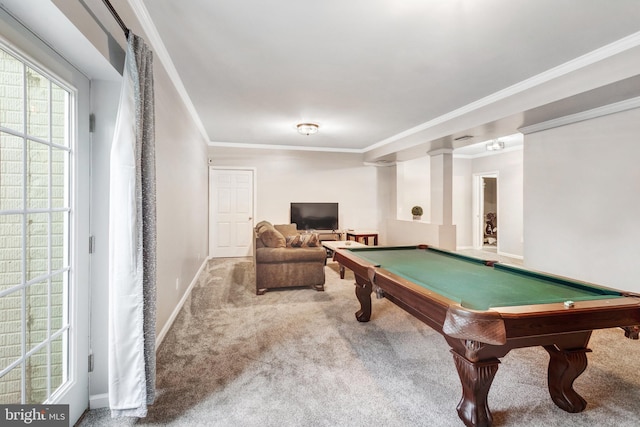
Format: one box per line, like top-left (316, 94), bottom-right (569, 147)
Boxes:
top-left (0, 8), bottom-right (90, 423)
top-left (208, 166), bottom-right (257, 257)
top-left (472, 172), bottom-right (498, 250)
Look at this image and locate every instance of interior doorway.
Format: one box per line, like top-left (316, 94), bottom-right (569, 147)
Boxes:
top-left (208, 167), bottom-right (256, 257)
top-left (473, 173), bottom-right (498, 251)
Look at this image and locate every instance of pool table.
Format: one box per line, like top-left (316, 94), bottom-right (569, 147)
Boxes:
top-left (332, 245), bottom-right (640, 427)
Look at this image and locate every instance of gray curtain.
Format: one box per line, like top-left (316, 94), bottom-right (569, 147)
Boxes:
top-left (108, 32), bottom-right (156, 418)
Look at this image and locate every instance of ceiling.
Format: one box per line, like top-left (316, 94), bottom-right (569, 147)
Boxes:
top-left (137, 0), bottom-right (640, 160)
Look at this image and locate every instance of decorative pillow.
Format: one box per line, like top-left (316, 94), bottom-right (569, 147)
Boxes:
top-left (274, 223), bottom-right (298, 237)
top-left (256, 223), bottom-right (286, 248)
top-left (255, 220), bottom-right (272, 230)
top-left (286, 233), bottom-right (319, 248)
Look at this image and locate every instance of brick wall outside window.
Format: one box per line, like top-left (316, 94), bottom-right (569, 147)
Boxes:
top-left (1, 47), bottom-right (69, 404)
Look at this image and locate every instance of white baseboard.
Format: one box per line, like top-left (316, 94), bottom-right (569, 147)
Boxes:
top-left (456, 245), bottom-right (473, 250)
top-left (497, 250), bottom-right (524, 260)
top-left (89, 393), bottom-right (109, 409)
top-left (456, 245), bottom-right (524, 261)
top-left (155, 257), bottom-right (211, 348)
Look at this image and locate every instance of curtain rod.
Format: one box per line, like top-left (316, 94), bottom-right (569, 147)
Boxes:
top-left (101, 0), bottom-right (130, 38)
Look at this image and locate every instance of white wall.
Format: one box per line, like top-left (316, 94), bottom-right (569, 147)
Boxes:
top-left (470, 149), bottom-right (524, 257)
top-left (153, 63), bottom-right (210, 337)
top-left (450, 149), bottom-right (524, 256)
top-left (453, 158), bottom-right (473, 248)
top-left (385, 220), bottom-right (454, 248)
top-left (88, 80), bottom-right (120, 400)
top-left (378, 159), bottom-right (456, 250)
top-left (524, 108), bottom-right (640, 292)
top-left (394, 149), bottom-right (523, 255)
top-left (208, 147), bottom-right (378, 232)
top-left (396, 157), bottom-right (430, 221)
top-left (375, 165), bottom-right (395, 245)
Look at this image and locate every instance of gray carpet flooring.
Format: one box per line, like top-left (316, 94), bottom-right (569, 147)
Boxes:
top-left (77, 257), bottom-right (640, 426)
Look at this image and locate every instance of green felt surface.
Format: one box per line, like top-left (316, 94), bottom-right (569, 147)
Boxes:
top-left (348, 247), bottom-right (622, 310)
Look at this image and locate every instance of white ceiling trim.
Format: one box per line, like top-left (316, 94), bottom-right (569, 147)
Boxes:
top-left (127, 0), bottom-right (209, 143)
top-left (519, 96), bottom-right (640, 135)
top-left (208, 141), bottom-right (363, 154)
top-left (364, 31), bottom-right (640, 153)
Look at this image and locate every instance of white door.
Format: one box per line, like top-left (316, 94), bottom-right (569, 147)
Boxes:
top-left (209, 168), bottom-right (254, 257)
top-left (0, 11), bottom-right (90, 425)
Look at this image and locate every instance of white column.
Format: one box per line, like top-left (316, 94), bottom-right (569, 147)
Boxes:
top-left (428, 148), bottom-right (453, 226)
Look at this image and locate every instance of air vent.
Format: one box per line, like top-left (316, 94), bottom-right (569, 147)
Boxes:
top-left (454, 135), bottom-right (474, 141)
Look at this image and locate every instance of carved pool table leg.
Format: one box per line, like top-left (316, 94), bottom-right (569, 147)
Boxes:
top-left (451, 350), bottom-right (500, 427)
top-left (354, 275), bottom-right (372, 322)
top-left (543, 345), bottom-right (591, 413)
top-left (623, 325), bottom-right (640, 339)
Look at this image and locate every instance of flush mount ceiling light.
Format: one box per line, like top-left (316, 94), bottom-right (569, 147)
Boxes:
top-left (297, 123), bottom-right (319, 135)
top-left (486, 139), bottom-right (505, 151)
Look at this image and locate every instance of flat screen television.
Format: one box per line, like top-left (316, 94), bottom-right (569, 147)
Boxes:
top-left (290, 202), bottom-right (338, 231)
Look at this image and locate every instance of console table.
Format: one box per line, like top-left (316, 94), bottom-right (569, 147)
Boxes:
top-left (345, 230), bottom-right (378, 246)
top-left (321, 240), bottom-right (367, 278)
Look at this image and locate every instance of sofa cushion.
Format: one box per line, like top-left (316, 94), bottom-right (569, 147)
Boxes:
top-left (286, 233), bottom-right (319, 247)
top-left (255, 220), bottom-right (272, 230)
top-left (255, 247), bottom-right (327, 263)
top-left (256, 222), bottom-right (286, 248)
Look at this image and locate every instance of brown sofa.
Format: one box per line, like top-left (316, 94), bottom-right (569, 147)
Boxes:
top-left (254, 221), bottom-right (326, 295)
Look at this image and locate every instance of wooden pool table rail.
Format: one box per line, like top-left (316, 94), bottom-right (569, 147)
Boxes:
top-left (332, 245), bottom-right (640, 427)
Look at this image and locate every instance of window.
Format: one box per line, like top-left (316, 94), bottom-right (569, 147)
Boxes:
top-left (0, 44), bottom-right (72, 404)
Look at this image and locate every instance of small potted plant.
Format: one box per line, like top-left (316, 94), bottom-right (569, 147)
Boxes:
top-left (411, 206), bottom-right (423, 220)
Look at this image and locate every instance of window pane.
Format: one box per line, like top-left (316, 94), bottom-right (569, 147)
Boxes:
top-left (51, 212), bottom-right (67, 272)
top-left (0, 50), bottom-right (24, 133)
top-left (26, 346), bottom-right (47, 404)
top-left (0, 214), bottom-right (22, 293)
top-left (0, 291), bottom-right (22, 372)
top-left (0, 363), bottom-right (22, 404)
top-left (51, 148), bottom-right (67, 209)
top-left (26, 213), bottom-right (48, 281)
top-left (51, 335), bottom-right (65, 393)
top-left (26, 280), bottom-right (48, 352)
top-left (0, 45), bottom-right (73, 406)
top-left (0, 132), bottom-right (24, 211)
top-left (50, 272), bottom-right (67, 332)
top-left (26, 68), bottom-right (49, 140)
top-left (27, 140), bottom-right (49, 210)
top-left (51, 83), bottom-right (68, 147)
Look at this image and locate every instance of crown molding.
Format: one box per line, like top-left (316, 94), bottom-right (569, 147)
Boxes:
top-left (208, 141), bottom-right (363, 154)
top-left (519, 96), bottom-right (640, 135)
top-left (366, 31), bottom-right (640, 152)
top-left (127, 0), bottom-right (210, 143)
